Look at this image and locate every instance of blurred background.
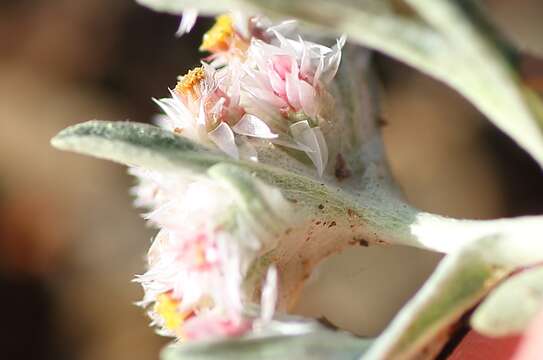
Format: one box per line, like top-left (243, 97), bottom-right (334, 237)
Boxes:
top-left (0, 0), bottom-right (541, 359)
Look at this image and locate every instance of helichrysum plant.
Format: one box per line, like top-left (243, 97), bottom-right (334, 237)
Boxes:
top-left (52, 0), bottom-right (543, 359)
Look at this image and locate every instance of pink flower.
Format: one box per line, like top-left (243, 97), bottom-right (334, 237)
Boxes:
top-left (241, 34), bottom-right (345, 175)
top-left (183, 314), bottom-right (252, 341)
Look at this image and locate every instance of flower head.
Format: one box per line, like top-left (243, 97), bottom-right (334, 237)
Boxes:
top-left (132, 173), bottom-right (278, 340)
top-left (199, 13), bottom-right (295, 64)
top-left (155, 63), bottom-right (277, 160)
top-left (200, 14), bottom-right (239, 53)
top-left (155, 14), bottom-right (344, 176)
top-left (240, 34), bottom-right (345, 175)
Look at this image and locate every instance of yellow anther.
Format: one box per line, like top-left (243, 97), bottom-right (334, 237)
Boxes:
top-left (200, 14), bottom-right (234, 52)
top-left (154, 293), bottom-right (193, 331)
top-left (175, 67), bottom-right (205, 96)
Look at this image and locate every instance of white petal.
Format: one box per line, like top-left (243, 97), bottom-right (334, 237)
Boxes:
top-left (208, 122), bottom-right (239, 159)
top-left (197, 99), bottom-right (207, 127)
top-left (153, 98), bottom-right (183, 127)
top-left (232, 11), bottom-right (250, 39)
top-left (290, 121), bottom-right (328, 176)
top-left (232, 114), bottom-right (278, 139)
top-left (260, 266), bottom-right (278, 323)
top-left (319, 36), bottom-right (346, 84)
top-left (298, 80), bottom-right (318, 118)
top-left (152, 114), bottom-right (171, 129)
top-left (237, 137), bottom-right (259, 162)
top-left (313, 56), bottom-right (325, 86)
top-left (175, 8), bottom-right (198, 36)
top-left (271, 137), bottom-right (314, 152)
top-left (266, 20), bottom-right (298, 38)
top-left (210, 97), bottom-right (226, 118)
top-left (269, 30), bottom-right (296, 55)
top-left (300, 40), bottom-right (312, 76)
top-left (313, 127), bottom-right (329, 174)
top-left (244, 86), bottom-right (288, 108)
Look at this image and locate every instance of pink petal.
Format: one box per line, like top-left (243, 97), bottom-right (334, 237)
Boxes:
top-left (285, 69), bottom-right (302, 110)
top-left (267, 65), bottom-right (287, 97)
top-left (271, 54), bottom-right (293, 80)
top-left (183, 315), bottom-right (252, 341)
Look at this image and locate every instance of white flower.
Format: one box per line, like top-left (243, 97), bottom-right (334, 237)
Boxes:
top-left (154, 63), bottom-right (277, 160)
top-left (157, 14), bottom-right (345, 176)
top-left (131, 172), bottom-right (277, 340)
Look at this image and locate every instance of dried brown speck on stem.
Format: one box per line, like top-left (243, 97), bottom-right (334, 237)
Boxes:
top-left (334, 153), bottom-right (352, 181)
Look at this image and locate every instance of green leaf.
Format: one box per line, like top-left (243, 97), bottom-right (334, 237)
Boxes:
top-left (51, 121), bottom-right (543, 269)
top-left (363, 228), bottom-right (543, 358)
top-left (365, 237), bottom-right (508, 359)
top-left (471, 266), bottom-right (543, 337)
top-left (160, 324), bottom-right (372, 360)
top-left (51, 120), bottom-right (229, 173)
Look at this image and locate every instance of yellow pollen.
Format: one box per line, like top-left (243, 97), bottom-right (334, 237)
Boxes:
top-left (200, 14), bottom-right (234, 52)
top-left (175, 67), bottom-right (205, 96)
top-left (154, 293), bottom-right (192, 331)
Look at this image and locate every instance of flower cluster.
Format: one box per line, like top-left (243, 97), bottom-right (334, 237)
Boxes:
top-left (132, 169), bottom-right (279, 340)
top-left (131, 12), bottom-right (344, 341)
top-left (155, 12), bottom-right (344, 176)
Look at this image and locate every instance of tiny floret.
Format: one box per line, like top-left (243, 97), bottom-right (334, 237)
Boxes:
top-left (154, 292), bottom-right (193, 332)
top-left (175, 67), bottom-right (206, 96)
top-left (200, 15), bottom-right (235, 52)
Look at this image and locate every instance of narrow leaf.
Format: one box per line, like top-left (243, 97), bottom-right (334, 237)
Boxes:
top-left (51, 120), bottom-right (228, 173)
top-left (365, 237), bottom-right (508, 359)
